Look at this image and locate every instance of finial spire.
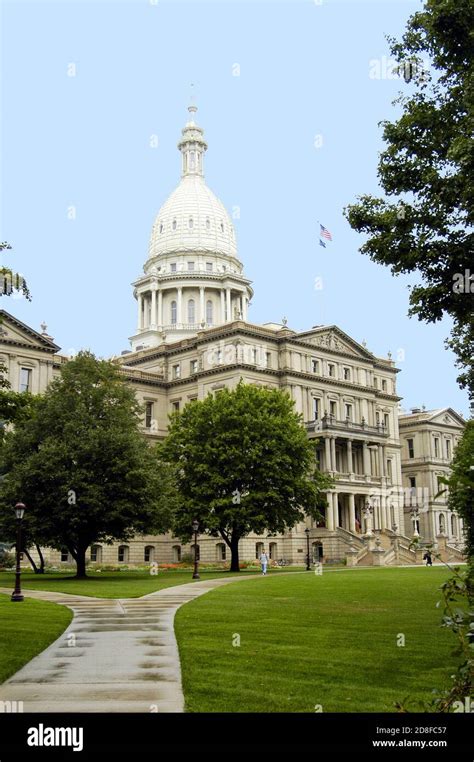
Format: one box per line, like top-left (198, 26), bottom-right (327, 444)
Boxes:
top-left (188, 82), bottom-right (197, 118)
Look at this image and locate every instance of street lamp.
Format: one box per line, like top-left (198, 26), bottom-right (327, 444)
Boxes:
top-left (11, 502), bottom-right (26, 602)
top-left (305, 528), bottom-right (311, 571)
top-left (192, 519), bottom-right (200, 579)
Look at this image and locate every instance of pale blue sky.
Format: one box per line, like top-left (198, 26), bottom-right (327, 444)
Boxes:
top-left (1, 0), bottom-right (468, 416)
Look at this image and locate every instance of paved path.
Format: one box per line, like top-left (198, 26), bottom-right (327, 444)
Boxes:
top-left (0, 575), bottom-right (265, 713)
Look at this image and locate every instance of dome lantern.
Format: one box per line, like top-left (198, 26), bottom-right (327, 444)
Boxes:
top-left (177, 104), bottom-right (208, 178)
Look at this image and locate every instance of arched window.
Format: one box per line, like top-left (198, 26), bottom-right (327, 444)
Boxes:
top-left (220, 221), bottom-right (224, 232)
top-left (189, 151), bottom-right (195, 170)
top-left (172, 545), bottom-right (181, 563)
top-left (312, 541), bottom-right (323, 562)
top-left (90, 545), bottom-right (102, 563)
top-left (189, 217), bottom-right (194, 229)
top-left (171, 300), bottom-right (177, 325)
top-left (206, 300), bottom-right (213, 325)
top-left (172, 219), bottom-right (177, 230)
top-left (439, 513), bottom-right (446, 534)
top-left (159, 223), bottom-right (164, 233)
top-left (118, 545), bottom-right (129, 563)
top-left (188, 299), bottom-right (195, 324)
top-left (144, 545), bottom-right (155, 563)
top-left (269, 542), bottom-right (277, 560)
top-left (451, 514), bottom-right (456, 535)
top-left (255, 542), bottom-right (264, 560)
top-left (216, 543), bottom-right (226, 561)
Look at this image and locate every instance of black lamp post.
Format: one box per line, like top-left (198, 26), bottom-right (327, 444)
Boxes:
top-left (192, 519), bottom-right (200, 579)
top-left (305, 527), bottom-right (311, 571)
top-left (11, 502), bottom-right (26, 602)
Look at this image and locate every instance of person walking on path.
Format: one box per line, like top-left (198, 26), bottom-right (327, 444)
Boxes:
top-left (423, 549), bottom-right (433, 566)
top-left (260, 549), bottom-right (269, 575)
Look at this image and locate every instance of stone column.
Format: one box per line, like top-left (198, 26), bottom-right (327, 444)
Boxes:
top-left (177, 287), bottom-right (183, 326)
top-left (199, 287), bottom-right (205, 325)
top-left (333, 492), bottom-right (339, 529)
top-left (325, 436), bottom-right (331, 472)
top-left (380, 445), bottom-right (386, 477)
top-left (349, 493), bottom-right (356, 533)
top-left (331, 438), bottom-right (337, 473)
top-left (326, 494), bottom-right (334, 531)
top-left (220, 290), bottom-right (225, 323)
top-left (157, 290), bottom-right (163, 328)
top-left (151, 288), bottom-right (157, 328)
top-left (363, 441), bottom-right (370, 476)
top-left (347, 439), bottom-right (353, 473)
top-left (137, 294), bottom-right (143, 330)
top-left (226, 288), bottom-right (231, 322)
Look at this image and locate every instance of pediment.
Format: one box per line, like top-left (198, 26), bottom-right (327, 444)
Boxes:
top-left (297, 327), bottom-right (373, 359)
top-left (0, 310), bottom-right (60, 353)
top-left (429, 408), bottom-right (465, 429)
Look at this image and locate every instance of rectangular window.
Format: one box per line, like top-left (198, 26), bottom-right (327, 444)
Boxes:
top-left (216, 349), bottom-right (223, 364)
top-left (171, 400), bottom-right (180, 412)
top-left (446, 439), bottom-right (451, 459)
top-left (172, 364), bottom-right (181, 379)
top-left (329, 400), bottom-right (336, 417)
top-left (384, 413), bottom-right (389, 432)
top-left (343, 367), bottom-right (351, 381)
top-left (345, 403), bottom-right (352, 420)
top-left (145, 401), bottom-right (153, 429)
top-left (170, 263), bottom-right (177, 273)
top-left (434, 437), bottom-right (440, 457)
top-left (90, 546), bottom-right (98, 562)
top-left (311, 358), bottom-right (319, 374)
top-left (60, 549), bottom-right (69, 562)
top-left (19, 367), bottom-right (31, 393)
top-left (265, 352), bottom-right (271, 368)
top-left (409, 476), bottom-right (416, 489)
top-left (328, 364), bottom-right (335, 377)
top-left (313, 397), bottom-right (320, 421)
top-left (381, 379), bottom-right (387, 391)
top-left (407, 438), bottom-right (415, 459)
top-left (387, 459), bottom-right (392, 481)
top-left (190, 359), bottom-right (198, 374)
top-left (206, 262), bottom-right (213, 272)
top-left (187, 261), bottom-right (195, 272)
top-left (252, 348), bottom-right (258, 364)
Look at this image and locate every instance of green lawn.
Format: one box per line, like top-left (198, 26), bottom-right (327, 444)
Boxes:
top-left (0, 593), bottom-right (73, 683)
top-left (175, 567), bottom-right (459, 712)
top-left (0, 569), bottom-right (264, 599)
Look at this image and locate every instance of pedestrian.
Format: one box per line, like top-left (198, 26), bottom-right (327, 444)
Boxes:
top-left (260, 549), bottom-right (269, 575)
top-left (423, 549), bottom-right (433, 566)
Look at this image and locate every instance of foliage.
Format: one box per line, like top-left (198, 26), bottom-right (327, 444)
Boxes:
top-left (0, 242), bottom-right (31, 301)
top-left (0, 351), bottom-right (176, 578)
top-left (344, 0), bottom-right (474, 398)
top-left (161, 382), bottom-right (333, 571)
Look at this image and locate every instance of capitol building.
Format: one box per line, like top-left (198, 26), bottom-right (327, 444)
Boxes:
top-left (0, 106), bottom-right (466, 568)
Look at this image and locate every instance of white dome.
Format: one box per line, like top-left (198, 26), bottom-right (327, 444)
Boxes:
top-left (148, 175), bottom-right (237, 260)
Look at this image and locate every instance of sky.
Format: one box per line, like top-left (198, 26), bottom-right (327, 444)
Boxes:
top-left (0, 0), bottom-right (469, 417)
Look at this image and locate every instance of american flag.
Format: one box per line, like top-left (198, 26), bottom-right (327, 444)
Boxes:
top-left (320, 224), bottom-right (333, 241)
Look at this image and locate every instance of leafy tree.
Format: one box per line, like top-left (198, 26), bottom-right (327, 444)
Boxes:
top-left (0, 351), bottom-right (175, 578)
top-left (0, 242), bottom-right (31, 300)
top-left (443, 421), bottom-right (474, 596)
top-left (161, 382), bottom-right (333, 571)
top-left (344, 0), bottom-right (474, 398)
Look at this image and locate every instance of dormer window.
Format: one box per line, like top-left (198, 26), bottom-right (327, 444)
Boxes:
top-left (172, 219), bottom-right (177, 230)
top-left (189, 218), bottom-right (194, 229)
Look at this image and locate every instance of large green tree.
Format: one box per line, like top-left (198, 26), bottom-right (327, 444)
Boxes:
top-left (161, 382), bottom-right (333, 571)
top-left (444, 421), bottom-right (474, 595)
top-left (0, 352), bottom-right (175, 578)
top-left (344, 0), bottom-right (474, 398)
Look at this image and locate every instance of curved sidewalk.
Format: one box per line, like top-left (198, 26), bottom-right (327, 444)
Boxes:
top-left (0, 574), bottom-right (265, 713)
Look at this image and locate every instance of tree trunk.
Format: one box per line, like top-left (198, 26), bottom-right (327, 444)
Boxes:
top-left (35, 544), bottom-right (45, 573)
top-left (23, 547), bottom-right (39, 574)
top-left (74, 547), bottom-right (88, 579)
top-left (229, 534), bottom-right (240, 572)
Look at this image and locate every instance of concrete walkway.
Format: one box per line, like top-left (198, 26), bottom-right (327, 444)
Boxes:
top-left (0, 574), bottom-right (265, 713)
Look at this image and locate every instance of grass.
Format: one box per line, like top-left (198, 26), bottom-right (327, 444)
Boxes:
top-left (175, 566), bottom-right (459, 712)
top-left (0, 593), bottom-right (73, 683)
top-left (0, 569), bottom-right (267, 599)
